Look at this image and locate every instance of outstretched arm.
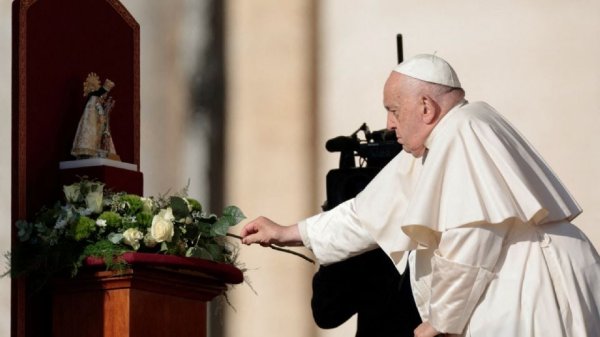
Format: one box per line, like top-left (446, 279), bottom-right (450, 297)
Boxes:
top-left (241, 216), bottom-right (304, 247)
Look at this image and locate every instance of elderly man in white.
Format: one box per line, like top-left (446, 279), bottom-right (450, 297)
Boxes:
top-left (241, 54), bottom-right (600, 337)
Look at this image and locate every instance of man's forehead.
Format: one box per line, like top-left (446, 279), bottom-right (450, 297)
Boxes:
top-left (383, 73), bottom-right (407, 100)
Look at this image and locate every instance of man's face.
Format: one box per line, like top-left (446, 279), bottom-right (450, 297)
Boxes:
top-left (383, 73), bottom-right (429, 158)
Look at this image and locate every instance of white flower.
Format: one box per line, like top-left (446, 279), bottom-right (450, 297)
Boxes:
top-left (85, 191), bottom-right (104, 214)
top-left (77, 207), bottom-right (93, 216)
top-left (63, 184), bottom-right (81, 203)
top-left (55, 218), bottom-right (67, 229)
top-left (96, 219), bottom-right (107, 227)
top-left (143, 232), bottom-right (158, 248)
top-left (141, 197), bottom-right (154, 213)
top-left (122, 228), bottom-right (144, 250)
top-left (150, 208), bottom-right (175, 242)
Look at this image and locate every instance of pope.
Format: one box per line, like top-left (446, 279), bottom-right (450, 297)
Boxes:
top-left (241, 54), bottom-right (600, 337)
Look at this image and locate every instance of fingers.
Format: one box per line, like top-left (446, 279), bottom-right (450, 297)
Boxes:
top-left (240, 216), bottom-right (275, 245)
top-left (239, 217), bottom-right (302, 247)
top-left (239, 221), bottom-right (258, 238)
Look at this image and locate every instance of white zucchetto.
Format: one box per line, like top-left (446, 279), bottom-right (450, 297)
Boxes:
top-left (394, 54), bottom-right (462, 89)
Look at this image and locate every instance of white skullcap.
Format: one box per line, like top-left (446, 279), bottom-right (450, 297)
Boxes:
top-left (393, 54), bottom-right (461, 88)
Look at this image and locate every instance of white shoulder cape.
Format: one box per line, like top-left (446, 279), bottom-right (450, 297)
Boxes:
top-left (354, 101), bottom-right (581, 259)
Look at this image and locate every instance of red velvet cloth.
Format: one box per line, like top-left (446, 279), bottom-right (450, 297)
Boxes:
top-left (85, 252), bottom-right (244, 285)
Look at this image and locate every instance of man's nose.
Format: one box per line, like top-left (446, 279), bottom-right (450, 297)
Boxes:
top-left (386, 115), bottom-right (396, 131)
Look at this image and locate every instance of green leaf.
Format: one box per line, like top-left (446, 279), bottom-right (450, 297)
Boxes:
top-left (206, 243), bottom-right (224, 262)
top-left (223, 206), bottom-right (246, 224)
top-left (16, 220), bottom-right (33, 242)
top-left (186, 247), bottom-right (213, 260)
top-left (186, 198), bottom-right (202, 212)
top-left (170, 196), bottom-right (189, 219)
top-left (107, 233), bottom-right (123, 244)
top-left (211, 218), bottom-right (230, 236)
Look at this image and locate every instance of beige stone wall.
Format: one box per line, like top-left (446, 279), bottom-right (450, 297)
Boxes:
top-left (223, 0), bottom-right (319, 336)
top-left (123, 0), bottom-right (212, 199)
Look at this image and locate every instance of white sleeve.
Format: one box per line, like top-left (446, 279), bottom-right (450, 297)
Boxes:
top-left (428, 222), bottom-right (509, 334)
top-left (298, 198), bottom-right (377, 265)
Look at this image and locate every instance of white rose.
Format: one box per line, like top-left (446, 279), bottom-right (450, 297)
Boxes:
top-left (141, 197), bottom-right (154, 213)
top-left (123, 228), bottom-right (144, 250)
top-left (150, 208), bottom-right (175, 242)
top-left (63, 184), bottom-right (81, 203)
top-left (85, 191), bottom-right (104, 214)
top-left (143, 232), bottom-right (158, 248)
top-left (96, 219), bottom-right (107, 227)
top-left (160, 207), bottom-right (175, 222)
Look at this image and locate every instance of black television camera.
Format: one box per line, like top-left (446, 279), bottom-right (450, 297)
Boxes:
top-left (312, 123), bottom-right (420, 336)
top-left (322, 123), bottom-right (401, 211)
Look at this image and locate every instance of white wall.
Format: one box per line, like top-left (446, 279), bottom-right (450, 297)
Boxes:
top-left (223, 1), bottom-right (318, 336)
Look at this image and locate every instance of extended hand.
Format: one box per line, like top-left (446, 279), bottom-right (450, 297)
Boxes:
top-left (240, 216), bottom-right (303, 247)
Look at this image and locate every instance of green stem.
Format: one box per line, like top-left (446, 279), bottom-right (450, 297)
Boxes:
top-left (226, 233), bottom-right (315, 264)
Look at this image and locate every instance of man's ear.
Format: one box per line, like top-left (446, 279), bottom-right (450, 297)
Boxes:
top-left (421, 95), bottom-right (439, 124)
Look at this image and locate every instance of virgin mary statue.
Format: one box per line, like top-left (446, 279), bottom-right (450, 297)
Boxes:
top-left (71, 73), bottom-right (120, 160)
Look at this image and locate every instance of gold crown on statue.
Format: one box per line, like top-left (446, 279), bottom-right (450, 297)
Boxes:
top-left (83, 72), bottom-right (101, 96)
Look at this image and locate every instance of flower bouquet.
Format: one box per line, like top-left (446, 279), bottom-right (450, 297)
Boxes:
top-left (6, 179), bottom-right (246, 284)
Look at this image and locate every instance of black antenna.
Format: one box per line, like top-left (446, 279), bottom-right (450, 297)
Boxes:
top-left (396, 34), bottom-right (403, 64)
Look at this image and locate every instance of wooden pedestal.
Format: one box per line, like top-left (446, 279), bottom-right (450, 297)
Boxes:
top-left (52, 253), bottom-right (243, 337)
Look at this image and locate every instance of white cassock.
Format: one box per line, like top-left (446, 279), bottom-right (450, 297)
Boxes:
top-left (298, 100), bottom-right (600, 336)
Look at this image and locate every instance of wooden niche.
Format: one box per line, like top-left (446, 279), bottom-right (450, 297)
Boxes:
top-left (12, 0), bottom-right (141, 336)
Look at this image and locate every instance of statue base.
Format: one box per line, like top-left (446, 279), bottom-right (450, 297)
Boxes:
top-left (59, 158), bottom-right (143, 195)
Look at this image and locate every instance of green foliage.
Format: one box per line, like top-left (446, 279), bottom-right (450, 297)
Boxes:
top-left (186, 198), bottom-right (202, 212)
top-left (72, 216), bottom-right (96, 241)
top-left (135, 211), bottom-right (153, 228)
top-left (5, 179), bottom-right (246, 280)
top-left (170, 196), bottom-right (190, 219)
top-left (98, 211), bottom-right (122, 227)
top-left (119, 194), bottom-right (144, 216)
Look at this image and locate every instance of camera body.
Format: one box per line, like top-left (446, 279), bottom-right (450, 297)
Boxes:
top-left (323, 123), bottom-right (402, 210)
top-left (313, 123), bottom-right (421, 336)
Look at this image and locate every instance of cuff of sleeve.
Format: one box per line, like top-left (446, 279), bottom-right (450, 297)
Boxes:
top-left (297, 215), bottom-right (317, 250)
top-left (428, 250), bottom-right (494, 334)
